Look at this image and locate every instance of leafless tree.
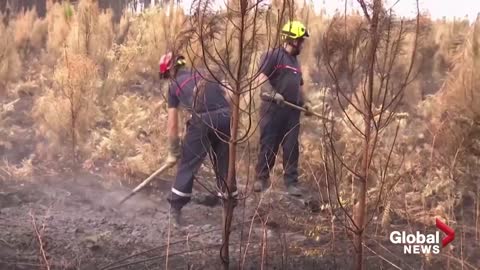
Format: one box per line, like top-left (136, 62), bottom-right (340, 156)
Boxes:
top-left (321, 0), bottom-right (419, 269)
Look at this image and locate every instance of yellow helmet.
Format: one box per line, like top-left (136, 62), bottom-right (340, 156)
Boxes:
top-left (281, 20), bottom-right (309, 39)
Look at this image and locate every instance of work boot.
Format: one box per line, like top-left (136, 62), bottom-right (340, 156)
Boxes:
top-left (170, 208), bottom-right (185, 228)
top-left (287, 184), bottom-right (302, 197)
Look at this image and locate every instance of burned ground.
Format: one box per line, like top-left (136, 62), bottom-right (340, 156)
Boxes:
top-left (1, 171), bottom-right (479, 269)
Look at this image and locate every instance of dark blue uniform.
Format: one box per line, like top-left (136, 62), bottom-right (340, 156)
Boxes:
top-left (167, 69), bottom-right (235, 210)
top-left (255, 47), bottom-right (304, 187)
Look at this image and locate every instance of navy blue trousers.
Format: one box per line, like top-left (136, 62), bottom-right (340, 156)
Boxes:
top-left (168, 109), bottom-right (236, 210)
top-left (255, 102), bottom-right (301, 186)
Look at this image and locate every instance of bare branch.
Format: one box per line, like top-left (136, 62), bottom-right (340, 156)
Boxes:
top-left (356, 0), bottom-right (371, 22)
top-left (30, 211), bottom-right (50, 270)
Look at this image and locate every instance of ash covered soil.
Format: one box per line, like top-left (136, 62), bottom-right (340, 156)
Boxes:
top-left (1, 173), bottom-right (476, 270)
top-left (0, 173), bottom-right (344, 270)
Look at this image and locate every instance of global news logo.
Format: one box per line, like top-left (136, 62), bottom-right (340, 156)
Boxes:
top-left (389, 218), bottom-right (455, 254)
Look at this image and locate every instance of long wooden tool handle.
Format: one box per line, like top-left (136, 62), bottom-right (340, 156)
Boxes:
top-left (283, 101), bottom-right (334, 122)
top-left (118, 162), bottom-right (173, 205)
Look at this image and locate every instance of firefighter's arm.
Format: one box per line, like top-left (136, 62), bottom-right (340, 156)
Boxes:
top-left (257, 73), bottom-right (284, 104)
top-left (257, 51), bottom-right (284, 104)
top-left (166, 80), bottom-right (182, 163)
top-left (166, 107), bottom-right (181, 164)
top-left (167, 107), bottom-right (179, 139)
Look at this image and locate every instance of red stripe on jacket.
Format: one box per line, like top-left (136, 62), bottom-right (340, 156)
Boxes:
top-left (274, 64), bottom-right (301, 73)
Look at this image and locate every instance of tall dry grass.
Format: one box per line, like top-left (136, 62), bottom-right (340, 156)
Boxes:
top-left (32, 53), bottom-right (100, 163)
top-left (414, 17), bottom-right (480, 211)
top-left (125, 5), bottom-right (186, 78)
top-left (13, 8), bottom-right (48, 55)
top-left (89, 94), bottom-right (167, 175)
top-left (0, 19), bottom-right (21, 96)
top-left (64, 0), bottom-right (114, 62)
top-left (46, 1), bottom-right (74, 56)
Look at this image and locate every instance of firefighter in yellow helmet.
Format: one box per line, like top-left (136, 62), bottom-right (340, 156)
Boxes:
top-left (253, 20), bottom-right (313, 196)
top-left (280, 20), bottom-right (310, 55)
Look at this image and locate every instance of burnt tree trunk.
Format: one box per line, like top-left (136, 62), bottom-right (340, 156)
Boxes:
top-left (353, 1), bottom-right (382, 270)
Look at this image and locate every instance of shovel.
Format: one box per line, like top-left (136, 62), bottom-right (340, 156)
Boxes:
top-left (118, 161), bottom-right (175, 205)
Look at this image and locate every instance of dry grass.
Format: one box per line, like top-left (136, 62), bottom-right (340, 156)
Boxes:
top-left (64, 0), bottom-right (114, 62)
top-left (0, 20), bottom-right (21, 96)
top-left (0, 98), bottom-right (19, 155)
top-left (46, 1), bottom-right (74, 56)
top-left (125, 6), bottom-right (186, 78)
top-left (32, 53), bottom-right (100, 162)
top-left (89, 94), bottom-right (167, 175)
top-left (13, 9), bottom-right (37, 51)
top-left (410, 18), bottom-right (480, 218)
top-left (13, 8), bottom-right (48, 55)
top-left (1, 156), bottom-right (34, 181)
